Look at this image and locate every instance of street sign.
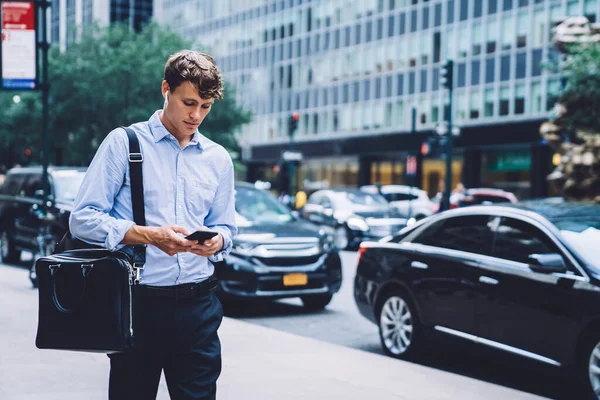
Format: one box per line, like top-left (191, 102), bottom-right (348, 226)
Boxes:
top-left (282, 151), bottom-right (303, 162)
top-left (1, 1), bottom-right (37, 90)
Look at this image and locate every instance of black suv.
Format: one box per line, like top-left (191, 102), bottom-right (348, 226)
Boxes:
top-left (0, 166), bottom-right (86, 264)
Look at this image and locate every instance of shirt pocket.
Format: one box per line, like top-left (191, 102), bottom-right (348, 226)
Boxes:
top-left (186, 179), bottom-right (218, 215)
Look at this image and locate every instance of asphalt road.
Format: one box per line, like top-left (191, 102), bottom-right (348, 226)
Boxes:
top-left (0, 251), bottom-right (586, 399)
top-left (227, 251), bottom-right (586, 400)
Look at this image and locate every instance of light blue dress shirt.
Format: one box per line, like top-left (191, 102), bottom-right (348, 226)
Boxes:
top-left (70, 110), bottom-right (237, 286)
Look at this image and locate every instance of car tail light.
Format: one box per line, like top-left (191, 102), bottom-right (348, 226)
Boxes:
top-left (357, 246), bottom-right (367, 268)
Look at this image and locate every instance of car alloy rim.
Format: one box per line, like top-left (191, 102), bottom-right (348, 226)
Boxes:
top-left (380, 296), bottom-right (413, 355)
top-left (1, 232), bottom-right (8, 259)
top-left (334, 227), bottom-right (348, 249)
top-left (589, 341), bottom-right (600, 398)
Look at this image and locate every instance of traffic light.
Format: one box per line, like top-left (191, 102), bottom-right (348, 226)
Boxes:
top-left (440, 59), bottom-right (454, 90)
top-left (288, 112), bottom-right (300, 136)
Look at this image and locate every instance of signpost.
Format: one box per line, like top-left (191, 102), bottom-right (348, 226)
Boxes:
top-left (1, 1), bottom-right (37, 90)
top-left (1, 0), bottom-right (50, 210)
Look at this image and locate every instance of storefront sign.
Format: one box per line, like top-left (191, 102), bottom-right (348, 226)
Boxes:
top-left (487, 150), bottom-right (531, 172)
top-left (1, 1), bottom-right (37, 90)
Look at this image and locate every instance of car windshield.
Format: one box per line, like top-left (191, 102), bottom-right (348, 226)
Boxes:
top-left (235, 186), bottom-right (293, 226)
top-left (52, 171), bottom-right (85, 201)
top-left (555, 218), bottom-right (600, 271)
top-left (331, 191), bottom-right (388, 208)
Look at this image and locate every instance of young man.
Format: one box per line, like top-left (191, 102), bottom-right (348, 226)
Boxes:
top-left (69, 50), bottom-right (237, 399)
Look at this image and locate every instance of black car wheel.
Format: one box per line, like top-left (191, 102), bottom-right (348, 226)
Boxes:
top-left (0, 231), bottom-right (20, 264)
top-left (378, 290), bottom-right (422, 359)
top-left (334, 226), bottom-right (349, 250)
top-left (301, 294), bottom-right (332, 311)
top-left (584, 337), bottom-right (600, 399)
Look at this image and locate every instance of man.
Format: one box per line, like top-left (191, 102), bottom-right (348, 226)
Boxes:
top-left (70, 50), bottom-right (236, 399)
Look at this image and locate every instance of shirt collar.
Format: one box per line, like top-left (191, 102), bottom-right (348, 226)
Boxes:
top-left (148, 110), bottom-right (204, 149)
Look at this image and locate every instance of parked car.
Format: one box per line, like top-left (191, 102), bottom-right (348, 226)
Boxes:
top-left (431, 187), bottom-right (518, 213)
top-left (215, 182), bottom-right (342, 310)
top-left (0, 166), bottom-right (86, 265)
top-left (301, 188), bottom-right (407, 250)
top-left (361, 185), bottom-right (434, 219)
top-left (354, 200), bottom-right (600, 398)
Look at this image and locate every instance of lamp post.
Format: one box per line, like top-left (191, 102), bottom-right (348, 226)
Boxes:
top-left (439, 59), bottom-right (454, 212)
top-left (287, 112), bottom-right (300, 203)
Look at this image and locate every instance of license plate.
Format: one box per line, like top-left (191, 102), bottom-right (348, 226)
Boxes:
top-left (283, 273), bottom-right (308, 286)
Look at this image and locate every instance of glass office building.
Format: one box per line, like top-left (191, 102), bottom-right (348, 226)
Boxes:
top-left (155, 0), bottom-right (599, 198)
top-left (51, 0), bottom-right (153, 49)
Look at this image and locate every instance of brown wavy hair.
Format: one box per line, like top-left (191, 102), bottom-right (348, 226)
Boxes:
top-left (164, 50), bottom-right (224, 99)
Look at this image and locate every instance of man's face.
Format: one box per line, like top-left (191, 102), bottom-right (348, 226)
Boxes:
top-left (161, 80), bottom-right (214, 140)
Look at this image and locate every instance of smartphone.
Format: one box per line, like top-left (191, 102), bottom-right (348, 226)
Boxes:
top-left (185, 230), bottom-right (219, 242)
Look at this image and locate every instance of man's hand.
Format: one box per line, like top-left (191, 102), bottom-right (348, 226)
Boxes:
top-left (189, 228), bottom-right (224, 258)
top-left (150, 225), bottom-right (197, 256)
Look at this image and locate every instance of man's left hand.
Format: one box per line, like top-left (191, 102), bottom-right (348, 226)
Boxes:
top-left (189, 231), bottom-right (224, 257)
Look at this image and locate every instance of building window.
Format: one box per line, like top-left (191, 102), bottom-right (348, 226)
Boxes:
top-left (399, 12), bottom-right (406, 34)
top-left (472, 22), bottom-right (482, 56)
top-left (470, 91), bottom-right (480, 119)
top-left (517, 14), bottom-right (527, 48)
top-left (420, 70), bottom-right (428, 92)
top-left (460, 0), bottom-right (468, 20)
top-left (409, 71), bottom-right (416, 94)
top-left (447, 0), bottom-right (455, 24)
top-left (501, 14), bottom-right (514, 51)
top-left (474, 0), bottom-right (483, 17)
top-left (488, 0), bottom-right (498, 14)
top-left (484, 88), bottom-right (494, 117)
top-left (485, 58), bottom-right (495, 83)
top-left (503, 0), bottom-right (513, 11)
top-left (471, 60), bottom-right (481, 85)
top-left (514, 84), bottom-right (525, 114)
top-left (516, 52), bottom-right (526, 79)
top-left (411, 9), bottom-right (417, 32)
top-left (397, 74), bottom-right (404, 95)
top-left (457, 63), bottom-right (466, 87)
top-left (499, 86), bottom-right (510, 116)
top-left (432, 68), bottom-right (439, 90)
top-left (486, 19), bottom-right (497, 53)
top-left (500, 55), bottom-right (511, 81)
top-left (423, 7), bottom-right (429, 30)
top-left (388, 15), bottom-right (395, 37)
top-left (386, 76), bottom-right (393, 97)
top-left (530, 81), bottom-right (542, 113)
top-left (434, 3), bottom-right (442, 26)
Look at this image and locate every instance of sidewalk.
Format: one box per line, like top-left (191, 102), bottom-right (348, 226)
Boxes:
top-left (0, 264), bottom-right (545, 400)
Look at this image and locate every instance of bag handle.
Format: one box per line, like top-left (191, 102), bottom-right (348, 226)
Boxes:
top-left (49, 263), bottom-right (92, 314)
top-left (122, 127), bottom-right (146, 275)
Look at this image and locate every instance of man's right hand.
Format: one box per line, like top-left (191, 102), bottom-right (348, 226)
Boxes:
top-left (150, 225), bottom-right (197, 256)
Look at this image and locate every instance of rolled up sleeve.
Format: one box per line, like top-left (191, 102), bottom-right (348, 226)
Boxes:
top-left (206, 161), bottom-right (237, 263)
top-left (69, 129), bottom-right (132, 251)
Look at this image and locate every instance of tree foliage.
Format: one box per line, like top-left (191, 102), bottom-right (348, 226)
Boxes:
top-left (0, 22), bottom-right (251, 167)
top-left (558, 43), bottom-right (600, 133)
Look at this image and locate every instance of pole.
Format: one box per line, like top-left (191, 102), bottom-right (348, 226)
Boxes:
top-left (441, 87), bottom-right (453, 212)
top-left (408, 107), bottom-right (416, 218)
top-left (288, 132), bottom-right (294, 207)
top-left (38, 0), bottom-right (50, 211)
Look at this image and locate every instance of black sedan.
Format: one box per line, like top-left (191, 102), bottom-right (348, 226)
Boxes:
top-left (354, 200), bottom-right (600, 398)
top-left (215, 183), bottom-right (342, 310)
top-left (302, 188), bottom-right (407, 250)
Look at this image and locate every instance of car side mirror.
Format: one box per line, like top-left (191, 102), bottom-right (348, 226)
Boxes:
top-left (528, 253), bottom-right (567, 273)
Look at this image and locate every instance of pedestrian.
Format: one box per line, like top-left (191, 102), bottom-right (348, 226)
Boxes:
top-left (69, 50), bottom-right (237, 400)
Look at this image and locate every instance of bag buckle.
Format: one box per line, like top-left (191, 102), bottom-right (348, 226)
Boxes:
top-left (128, 153), bottom-right (143, 162)
top-left (49, 263), bottom-right (61, 276)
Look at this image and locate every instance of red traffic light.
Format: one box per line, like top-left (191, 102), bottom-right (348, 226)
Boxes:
top-left (420, 142), bottom-right (430, 156)
top-left (292, 112), bottom-right (300, 121)
top-left (24, 148), bottom-right (32, 156)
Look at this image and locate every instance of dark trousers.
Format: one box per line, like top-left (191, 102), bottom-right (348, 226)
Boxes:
top-left (108, 287), bottom-right (223, 400)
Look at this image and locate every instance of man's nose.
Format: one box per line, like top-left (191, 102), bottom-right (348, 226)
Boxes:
top-left (190, 107), bottom-right (201, 120)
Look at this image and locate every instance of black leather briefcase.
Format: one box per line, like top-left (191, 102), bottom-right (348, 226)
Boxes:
top-left (35, 126), bottom-right (146, 353)
top-left (35, 249), bottom-right (135, 353)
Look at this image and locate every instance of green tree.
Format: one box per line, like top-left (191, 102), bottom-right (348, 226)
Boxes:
top-left (0, 22), bottom-right (250, 167)
top-left (558, 43), bottom-right (600, 133)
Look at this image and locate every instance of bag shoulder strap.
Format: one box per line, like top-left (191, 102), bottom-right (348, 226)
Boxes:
top-left (122, 126), bottom-right (146, 270)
